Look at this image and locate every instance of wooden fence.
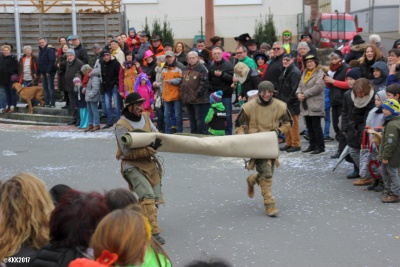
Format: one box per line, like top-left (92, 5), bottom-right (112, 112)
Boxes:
top-left (0, 12), bottom-right (123, 54)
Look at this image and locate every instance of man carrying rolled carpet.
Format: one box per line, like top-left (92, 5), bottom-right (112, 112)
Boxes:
top-left (235, 81), bottom-right (292, 217)
top-left (114, 92), bottom-right (166, 244)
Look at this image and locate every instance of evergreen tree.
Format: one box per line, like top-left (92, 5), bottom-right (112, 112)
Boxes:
top-left (253, 12), bottom-right (278, 47)
top-left (162, 16), bottom-right (174, 46)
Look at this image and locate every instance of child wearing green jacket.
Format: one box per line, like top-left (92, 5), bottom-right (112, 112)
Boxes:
top-left (205, 90), bottom-right (227, 136)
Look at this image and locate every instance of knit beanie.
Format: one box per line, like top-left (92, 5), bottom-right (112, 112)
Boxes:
top-left (66, 48), bottom-right (75, 56)
top-left (260, 42), bottom-right (271, 51)
top-left (73, 77), bottom-right (81, 85)
top-left (210, 90), bottom-right (223, 103)
top-left (258, 81), bottom-right (276, 93)
top-left (346, 68), bottom-right (361, 80)
top-left (382, 99), bottom-right (400, 115)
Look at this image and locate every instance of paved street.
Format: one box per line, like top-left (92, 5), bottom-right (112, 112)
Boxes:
top-left (1, 124), bottom-right (400, 267)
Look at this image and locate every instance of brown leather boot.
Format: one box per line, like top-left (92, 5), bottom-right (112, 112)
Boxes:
top-left (84, 124), bottom-right (93, 132)
top-left (246, 174), bottom-right (258, 198)
top-left (91, 125), bottom-right (101, 132)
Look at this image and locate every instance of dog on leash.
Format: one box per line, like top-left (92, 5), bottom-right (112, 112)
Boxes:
top-left (12, 82), bottom-right (45, 114)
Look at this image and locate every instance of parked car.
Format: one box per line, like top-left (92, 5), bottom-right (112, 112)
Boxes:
top-left (312, 13), bottom-right (362, 48)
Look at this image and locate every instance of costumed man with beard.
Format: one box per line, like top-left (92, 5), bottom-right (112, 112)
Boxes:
top-left (235, 81), bottom-right (292, 217)
top-left (114, 92), bottom-right (166, 245)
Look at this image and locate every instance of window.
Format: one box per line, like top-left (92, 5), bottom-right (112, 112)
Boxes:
top-left (214, 0), bottom-right (262, 5)
top-left (121, 0), bottom-right (158, 3)
top-left (320, 20), bottom-right (356, 32)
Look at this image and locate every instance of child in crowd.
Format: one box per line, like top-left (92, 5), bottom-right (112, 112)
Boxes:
top-left (371, 61), bottom-right (388, 91)
top-left (134, 72), bottom-right (154, 118)
top-left (386, 83), bottom-right (400, 100)
top-left (365, 90), bottom-right (387, 191)
top-left (205, 90), bottom-right (226, 136)
top-left (377, 99), bottom-right (400, 203)
top-left (73, 77), bottom-right (88, 129)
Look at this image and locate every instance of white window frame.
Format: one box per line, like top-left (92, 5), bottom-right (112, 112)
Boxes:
top-left (214, 0), bottom-right (262, 5)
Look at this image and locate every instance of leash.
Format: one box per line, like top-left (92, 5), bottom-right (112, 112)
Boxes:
top-left (18, 78), bottom-right (38, 95)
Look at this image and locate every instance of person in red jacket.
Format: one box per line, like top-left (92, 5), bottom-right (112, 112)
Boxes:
top-left (126, 27), bottom-right (140, 53)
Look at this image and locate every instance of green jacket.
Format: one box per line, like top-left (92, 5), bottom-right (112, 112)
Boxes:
top-left (377, 116), bottom-right (400, 167)
top-left (205, 102), bottom-right (226, 136)
top-left (239, 56), bottom-right (257, 70)
top-left (142, 246), bottom-right (171, 267)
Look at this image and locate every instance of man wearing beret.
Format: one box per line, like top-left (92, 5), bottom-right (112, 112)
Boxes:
top-left (115, 92), bottom-right (166, 244)
top-left (235, 81), bottom-right (292, 217)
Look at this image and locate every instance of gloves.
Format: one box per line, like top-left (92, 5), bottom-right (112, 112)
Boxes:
top-left (149, 138), bottom-right (162, 150)
top-left (272, 129), bottom-right (281, 136)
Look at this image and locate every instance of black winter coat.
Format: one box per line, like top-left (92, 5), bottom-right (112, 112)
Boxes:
top-left (277, 63), bottom-right (301, 115)
top-left (56, 55), bottom-right (67, 91)
top-left (0, 53), bottom-right (18, 86)
top-left (100, 58), bottom-right (120, 92)
top-left (240, 69), bottom-right (261, 99)
top-left (73, 43), bottom-right (89, 64)
top-left (328, 63), bottom-right (350, 107)
top-left (263, 53), bottom-right (284, 90)
top-left (28, 244), bottom-right (86, 267)
top-left (144, 59), bottom-right (157, 84)
top-left (6, 243), bottom-right (36, 267)
top-left (341, 89), bottom-right (375, 148)
top-left (37, 45), bottom-right (56, 75)
top-left (208, 58), bottom-right (234, 98)
top-left (65, 58), bottom-right (84, 93)
top-left (359, 58), bottom-right (385, 81)
top-left (344, 43), bottom-right (369, 63)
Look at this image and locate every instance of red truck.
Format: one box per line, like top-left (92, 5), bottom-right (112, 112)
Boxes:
top-left (312, 13), bottom-right (363, 48)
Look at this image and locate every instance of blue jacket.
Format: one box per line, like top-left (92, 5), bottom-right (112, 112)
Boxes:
top-left (37, 45), bottom-right (56, 75)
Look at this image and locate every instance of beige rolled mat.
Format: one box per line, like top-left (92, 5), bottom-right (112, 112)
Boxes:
top-left (120, 132), bottom-right (279, 159)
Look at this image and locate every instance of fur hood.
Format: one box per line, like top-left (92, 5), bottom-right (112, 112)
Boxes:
top-left (350, 43), bottom-right (369, 52)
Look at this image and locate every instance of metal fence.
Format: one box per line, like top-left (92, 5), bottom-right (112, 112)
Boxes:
top-left (128, 14), bottom-right (300, 50)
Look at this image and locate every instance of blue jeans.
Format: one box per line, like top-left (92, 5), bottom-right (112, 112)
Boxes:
top-left (186, 103), bottom-right (210, 134)
top-left (104, 86), bottom-right (120, 126)
top-left (324, 107), bottom-right (331, 138)
top-left (4, 83), bottom-right (17, 107)
top-left (221, 98), bottom-right (233, 135)
top-left (101, 94), bottom-right (106, 117)
top-left (41, 73), bottom-right (55, 106)
top-left (164, 100), bottom-right (182, 134)
top-left (87, 101), bottom-right (100, 126)
top-left (0, 85), bottom-right (7, 109)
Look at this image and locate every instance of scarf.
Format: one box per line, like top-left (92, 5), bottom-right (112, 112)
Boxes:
top-left (122, 109), bottom-right (141, 122)
top-left (258, 95), bottom-right (273, 106)
top-left (351, 88), bottom-right (374, 108)
top-left (303, 69), bottom-right (316, 85)
top-left (296, 56), bottom-right (304, 73)
top-left (384, 114), bottom-right (400, 121)
top-left (329, 61), bottom-right (342, 72)
top-left (82, 71), bottom-right (91, 88)
top-left (123, 61), bottom-right (134, 69)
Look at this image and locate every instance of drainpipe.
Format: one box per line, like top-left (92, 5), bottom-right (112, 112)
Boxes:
top-left (71, 0), bottom-right (77, 35)
top-left (13, 0), bottom-right (22, 59)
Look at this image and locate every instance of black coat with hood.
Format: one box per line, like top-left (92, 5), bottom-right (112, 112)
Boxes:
top-left (344, 43), bottom-right (369, 63)
top-left (73, 43), bottom-right (89, 65)
top-left (277, 62), bottom-right (301, 115)
top-left (28, 243), bottom-right (87, 267)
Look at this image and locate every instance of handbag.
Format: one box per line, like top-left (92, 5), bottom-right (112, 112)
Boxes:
top-left (359, 127), bottom-right (381, 179)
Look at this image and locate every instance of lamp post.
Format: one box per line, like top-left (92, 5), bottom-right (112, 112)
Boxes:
top-left (13, 0), bottom-right (22, 59)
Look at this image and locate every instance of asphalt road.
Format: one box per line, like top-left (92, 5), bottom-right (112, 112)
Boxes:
top-left (1, 125), bottom-right (400, 267)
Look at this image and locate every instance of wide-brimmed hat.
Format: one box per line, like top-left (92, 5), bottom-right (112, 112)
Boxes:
top-left (234, 33), bottom-right (251, 42)
top-left (151, 35), bottom-right (162, 42)
top-left (352, 35), bottom-right (365, 45)
top-left (122, 92), bottom-right (145, 113)
top-left (300, 32), bottom-right (312, 40)
top-left (304, 53), bottom-right (319, 65)
top-left (245, 39), bottom-right (257, 46)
